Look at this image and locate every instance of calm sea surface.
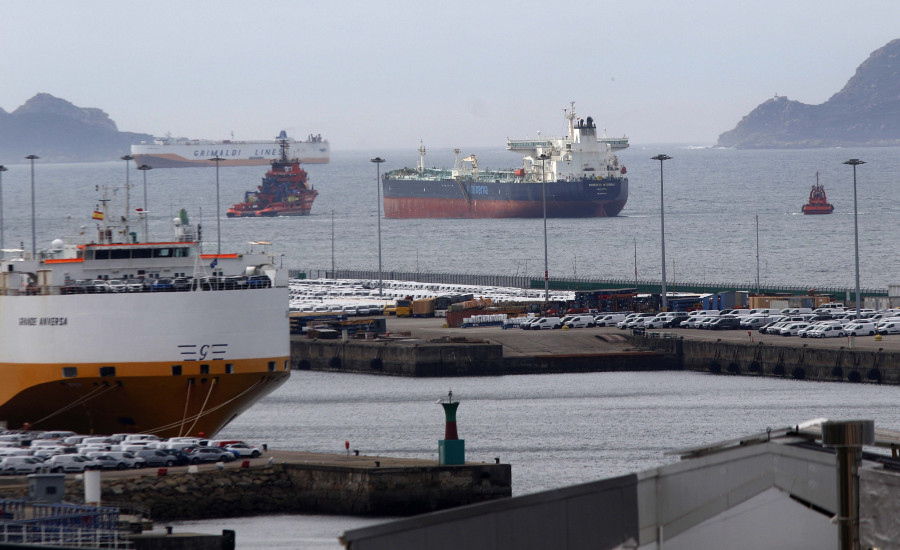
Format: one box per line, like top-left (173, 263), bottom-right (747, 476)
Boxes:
top-left (2, 146), bottom-right (899, 547)
top-left (1, 145), bottom-right (898, 288)
top-left (179, 370), bottom-right (900, 549)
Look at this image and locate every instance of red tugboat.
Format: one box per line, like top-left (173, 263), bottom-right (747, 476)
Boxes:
top-left (226, 133), bottom-right (318, 217)
top-left (801, 173), bottom-right (834, 215)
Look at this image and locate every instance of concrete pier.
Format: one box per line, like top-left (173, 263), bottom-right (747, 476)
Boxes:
top-left (632, 332), bottom-right (900, 384)
top-left (0, 451), bottom-right (511, 521)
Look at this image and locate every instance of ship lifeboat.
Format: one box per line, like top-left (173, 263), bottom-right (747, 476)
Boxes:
top-left (802, 174), bottom-right (833, 215)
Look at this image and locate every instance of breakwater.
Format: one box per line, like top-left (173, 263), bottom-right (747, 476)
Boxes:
top-left (0, 457), bottom-right (511, 521)
top-left (291, 336), bottom-right (677, 376)
top-left (631, 334), bottom-right (900, 384)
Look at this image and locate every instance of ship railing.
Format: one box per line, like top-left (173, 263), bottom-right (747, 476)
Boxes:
top-left (0, 278), bottom-right (278, 296)
top-left (0, 523), bottom-right (132, 548)
top-left (0, 498), bottom-right (131, 549)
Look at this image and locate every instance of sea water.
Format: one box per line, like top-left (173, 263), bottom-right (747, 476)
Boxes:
top-left (2, 146), bottom-right (899, 547)
top-left (176, 370), bottom-right (900, 549)
top-left (0, 145), bottom-right (898, 289)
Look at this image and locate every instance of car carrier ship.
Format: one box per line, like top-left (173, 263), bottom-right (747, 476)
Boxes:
top-left (0, 186), bottom-right (290, 437)
top-left (382, 103), bottom-right (629, 218)
top-left (131, 130), bottom-right (329, 168)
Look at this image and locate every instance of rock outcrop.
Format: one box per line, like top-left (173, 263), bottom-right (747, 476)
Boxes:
top-left (718, 38), bottom-right (900, 148)
top-left (0, 93), bottom-right (153, 162)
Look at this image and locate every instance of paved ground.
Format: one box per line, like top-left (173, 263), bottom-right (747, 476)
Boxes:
top-left (385, 316), bottom-right (900, 354)
top-left (0, 451), bottom-right (447, 487)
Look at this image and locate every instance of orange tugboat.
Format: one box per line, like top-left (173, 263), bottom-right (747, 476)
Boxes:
top-left (802, 173), bottom-right (834, 215)
top-left (226, 134), bottom-right (318, 217)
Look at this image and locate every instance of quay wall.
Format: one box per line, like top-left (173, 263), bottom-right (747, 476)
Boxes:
top-left (631, 335), bottom-right (900, 384)
top-left (2, 462), bottom-right (511, 521)
top-left (291, 338), bottom-right (678, 376)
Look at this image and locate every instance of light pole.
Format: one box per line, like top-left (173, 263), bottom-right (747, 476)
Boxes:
top-left (755, 214), bottom-right (760, 295)
top-left (137, 164), bottom-right (152, 242)
top-left (537, 153), bottom-right (550, 302)
top-left (209, 156), bottom-right (224, 255)
top-left (844, 159), bottom-right (865, 320)
top-left (26, 155), bottom-right (39, 258)
top-left (121, 155), bottom-right (134, 240)
top-left (651, 154), bottom-right (671, 311)
top-left (331, 209), bottom-right (335, 277)
top-left (370, 157), bottom-right (385, 297)
top-left (0, 165), bottom-right (6, 255)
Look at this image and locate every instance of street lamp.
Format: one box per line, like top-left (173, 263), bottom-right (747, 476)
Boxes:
top-left (137, 164), bottom-right (152, 242)
top-left (370, 157), bottom-right (385, 297)
top-left (25, 155), bottom-right (39, 258)
top-left (121, 155), bottom-right (134, 238)
top-left (209, 156), bottom-right (224, 256)
top-left (331, 209), bottom-right (335, 278)
top-left (844, 159), bottom-right (865, 320)
top-left (0, 165), bottom-right (6, 255)
top-left (651, 154), bottom-right (672, 311)
top-left (537, 153), bottom-right (550, 302)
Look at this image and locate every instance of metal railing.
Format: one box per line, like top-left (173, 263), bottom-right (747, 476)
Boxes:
top-left (289, 268), bottom-right (888, 298)
top-left (0, 499), bottom-right (131, 548)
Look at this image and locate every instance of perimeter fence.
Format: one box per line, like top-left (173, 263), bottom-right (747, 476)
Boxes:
top-left (289, 268), bottom-right (888, 298)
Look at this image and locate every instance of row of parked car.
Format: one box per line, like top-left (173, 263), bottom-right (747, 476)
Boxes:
top-left (60, 275), bottom-right (272, 294)
top-left (615, 303), bottom-right (900, 338)
top-left (518, 313), bottom-right (615, 330)
top-left (0, 430), bottom-right (264, 476)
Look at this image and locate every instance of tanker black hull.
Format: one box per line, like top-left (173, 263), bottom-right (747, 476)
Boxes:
top-left (382, 177), bottom-right (628, 219)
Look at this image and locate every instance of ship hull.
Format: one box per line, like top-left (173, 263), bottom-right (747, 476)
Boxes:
top-left (382, 177), bottom-right (628, 218)
top-left (131, 140), bottom-right (329, 168)
top-left (802, 205), bottom-right (834, 215)
top-left (0, 288), bottom-right (290, 437)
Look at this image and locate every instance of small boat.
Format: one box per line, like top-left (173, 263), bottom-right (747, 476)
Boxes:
top-left (227, 134), bottom-right (318, 217)
top-left (802, 173), bottom-right (834, 215)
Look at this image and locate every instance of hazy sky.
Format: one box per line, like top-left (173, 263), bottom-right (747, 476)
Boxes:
top-left (2, 0), bottom-right (898, 150)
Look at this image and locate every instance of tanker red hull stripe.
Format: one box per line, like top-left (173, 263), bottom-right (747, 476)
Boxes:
top-left (384, 198), bottom-right (626, 219)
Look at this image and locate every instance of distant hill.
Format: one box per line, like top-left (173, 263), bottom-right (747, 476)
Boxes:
top-left (0, 93), bottom-right (153, 163)
top-left (717, 39), bottom-right (900, 149)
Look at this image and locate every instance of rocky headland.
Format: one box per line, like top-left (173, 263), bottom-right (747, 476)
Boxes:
top-left (0, 93), bottom-right (152, 163)
top-left (718, 38), bottom-right (900, 149)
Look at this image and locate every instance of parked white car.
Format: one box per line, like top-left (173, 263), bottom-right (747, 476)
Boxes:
top-left (809, 325), bottom-right (845, 338)
top-left (618, 313), bottom-right (651, 329)
top-left (0, 456), bottom-right (45, 476)
top-left (594, 313), bottom-right (629, 327)
top-left (779, 322), bottom-right (810, 336)
top-left (47, 454), bottom-right (99, 473)
top-left (530, 317), bottom-right (562, 330)
top-left (845, 322), bottom-right (877, 336)
top-left (224, 443), bottom-right (263, 458)
top-left (877, 321), bottom-right (900, 335)
top-left (564, 315), bottom-right (596, 328)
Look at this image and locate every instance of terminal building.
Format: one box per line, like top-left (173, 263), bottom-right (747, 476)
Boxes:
top-left (341, 419), bottom-right (900, 550)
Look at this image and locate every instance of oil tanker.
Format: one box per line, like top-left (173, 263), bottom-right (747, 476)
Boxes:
top-left (382, 104), bottom-right (629, 218)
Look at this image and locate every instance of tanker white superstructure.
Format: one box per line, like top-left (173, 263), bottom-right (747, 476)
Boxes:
top-left (131, 130), bottom-right (329, 168)
top-left (0, 205), bottom-right (290, 437)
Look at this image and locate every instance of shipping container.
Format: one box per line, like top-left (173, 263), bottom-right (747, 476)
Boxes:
top-left (412, 298), bottom-right (436, 317)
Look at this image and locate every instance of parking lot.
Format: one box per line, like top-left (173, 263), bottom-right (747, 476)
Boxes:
top-left (384, 316), bottom-right (900, 354)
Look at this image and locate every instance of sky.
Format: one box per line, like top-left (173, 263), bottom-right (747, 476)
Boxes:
top-left (1, 0), bottom-right (898, 151)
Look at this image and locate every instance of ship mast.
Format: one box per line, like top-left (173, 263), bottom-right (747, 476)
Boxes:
top-left (417, 141), bottom-right (426, 174)
top-left (277, 131), bottom-right (290, 163)
top-left (566, 101), bottom-right (576, 138)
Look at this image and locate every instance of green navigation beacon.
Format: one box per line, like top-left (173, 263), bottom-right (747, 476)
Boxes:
top-left (438, 390), bottom-right (465, 465)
